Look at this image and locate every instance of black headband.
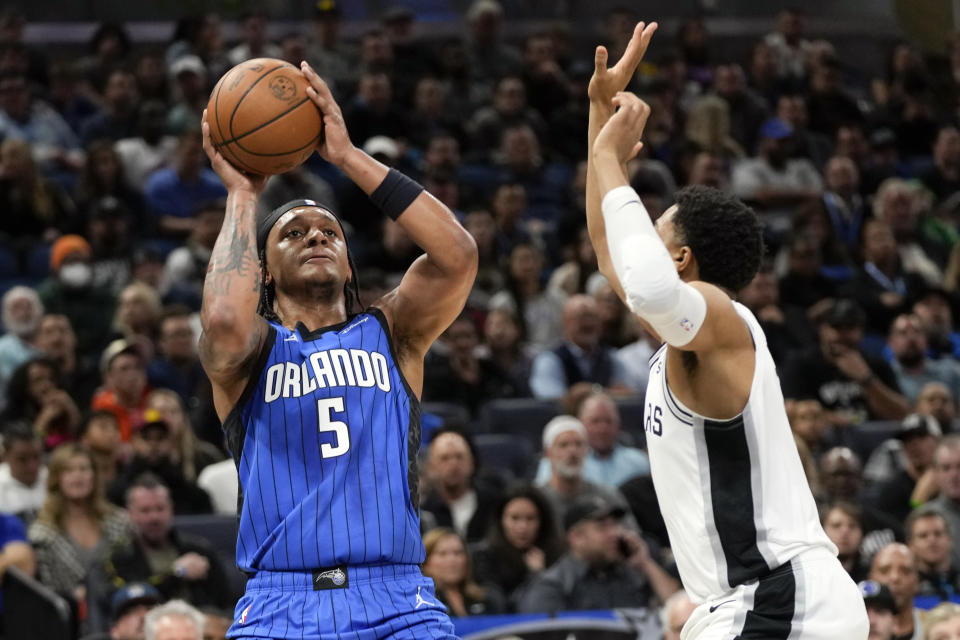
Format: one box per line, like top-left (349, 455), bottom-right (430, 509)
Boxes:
top-left (256, 198), bottom-right (343, 253)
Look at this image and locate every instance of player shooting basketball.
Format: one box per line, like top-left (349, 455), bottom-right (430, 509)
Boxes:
top-left (586, 23), bottom-right (869, 639)
top-left (198, 61), bottom-right (476, 639)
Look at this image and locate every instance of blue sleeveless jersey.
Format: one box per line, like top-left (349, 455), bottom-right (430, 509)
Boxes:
top-left (223, 308), bottom-right (424, 572)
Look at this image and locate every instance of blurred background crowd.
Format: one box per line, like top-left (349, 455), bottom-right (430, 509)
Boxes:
top-left (2, 0), bottom-right (960, 638)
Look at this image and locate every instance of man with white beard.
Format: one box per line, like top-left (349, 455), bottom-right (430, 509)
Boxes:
top-left (536, 415), bottom-right (637, 534)
top-left (0, 286), bottom-right (43, 404)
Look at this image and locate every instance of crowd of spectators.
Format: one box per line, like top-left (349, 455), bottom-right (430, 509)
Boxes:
top-left (1, 1), bottom-right (960, 638)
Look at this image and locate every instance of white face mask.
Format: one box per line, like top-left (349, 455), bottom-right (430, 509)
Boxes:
top-left (59, 262), bottom-right (92, 289)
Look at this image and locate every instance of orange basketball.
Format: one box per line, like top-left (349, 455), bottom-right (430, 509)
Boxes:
top-left (206, 58), bottom-right (323, 176)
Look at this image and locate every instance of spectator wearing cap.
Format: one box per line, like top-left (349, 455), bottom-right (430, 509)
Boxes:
top-left (28, 444), bottom-right (131, 612)
top-left (888, 314), bottom-right (960, 404)
top-left (660, 589), bottom-right (696, 640)
top-left (869, 543), bottom-right (925, 640)
top-left (930, 436), bottom-right (960, 568)
top-left (516, 493), bottom-right (678, 613)
top-left (859, 579), bottom-right (896, 640)
top-left (530, 295), bottom-right (632, 400)
top-left (92, 339), bottom-right (150, 442)
top-left (912, 286), bottom-right (960, 361)
top-left (905, 505), bottom-right (960, 600)
top-left (849, 216), bottom-right (929, 336)
top-left (89, 475), bottom-right (231, 634)
top-left (107, 410), bottom-right (211, 515)
top-left (819, 447), bottom-right (902, 560)
top-left (0, 286), bottom-right (43, 391)
top-left (535, 415), bottom-right (636, 533)
top-left (80, 582), bottom-right (161, 640)
top-left (917, 382), bottom-right (960, 433)
top-left (0, 423), bottom-right (46, 524)
top-left (144, 130), bottom-right (226, 238)
top-left (165, 55), bottom-right (207, 136)
top-left (730, 116), bottom-right (822, 240)
top-left (226, 12), bottom-right (282, 68)
top-left (863, 414), bottom-right (942, 524)
top-left (37, 234), bottom-right (116, 361)
top-left (421, 428), bottom-right (499, 543)
top-left (782, 298), bottom-right (909, 425)
top-left (534, 392), bottom-right (650, 489)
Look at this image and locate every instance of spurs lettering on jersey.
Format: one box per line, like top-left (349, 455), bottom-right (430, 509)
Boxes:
top-left (263, 348), bottom-right (392, 401)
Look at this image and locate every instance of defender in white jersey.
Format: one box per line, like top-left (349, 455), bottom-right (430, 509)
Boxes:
top-left (584, 22), bottom-right (868, 639)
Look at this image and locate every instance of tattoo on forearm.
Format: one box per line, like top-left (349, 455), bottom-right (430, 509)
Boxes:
top-left (204, 199), bottom-right (259, 297)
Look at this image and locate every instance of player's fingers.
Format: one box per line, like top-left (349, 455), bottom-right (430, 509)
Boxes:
top-left (594, 46), bottom-right (608, 75)
top-left (630, 141), bottom-right (644, 159)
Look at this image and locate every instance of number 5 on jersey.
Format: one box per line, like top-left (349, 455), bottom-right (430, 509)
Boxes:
top-left (317, 397), bottom-right (351, 458)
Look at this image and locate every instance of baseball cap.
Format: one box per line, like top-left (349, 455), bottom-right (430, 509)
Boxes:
top-left (759, 118), bottom-right (793, 140)
top-left (50, 235), bottom-right (91, 271)
top-left (133, 408), bottom-right (170, 437)
top-left (564, 494), bottom-right (627, 531)
top-left (858, 580), bottom-right (896, 613)
top-left (896, 413), bottom-right (942, 441)
top-left (99, 339), bottom-right (140, 375)
top-left (362, 135), bottom-right (399, 161)
top-left (169, 55), bottom-right (206, 78)
top-left (111, 583), bottom-right (161, 620)
top-left (541, 415), bottom-right (586, 451)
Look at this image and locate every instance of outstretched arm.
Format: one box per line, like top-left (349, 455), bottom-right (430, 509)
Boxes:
top-left (593, 93), bottom-right (748, 353)
top-left (301, 63), bottom-right (478, 393)
top-left (586, 21), bottom-right (657, 306)
top-left (198, 110), bottom-right (270, 419)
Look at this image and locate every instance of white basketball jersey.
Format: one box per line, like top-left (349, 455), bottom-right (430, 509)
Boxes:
top-left (644, 302), bottom-right (836, 604)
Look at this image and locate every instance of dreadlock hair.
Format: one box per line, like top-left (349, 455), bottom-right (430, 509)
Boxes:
top-left (257, 245), bottom-right (364, 324)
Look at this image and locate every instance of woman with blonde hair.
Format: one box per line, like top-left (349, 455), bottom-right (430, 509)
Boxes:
top-left (27, 444), bottom-right (130, 606)
top-left (422, 527), bottom-right (506, 617)
top-left (925, 602), bottom-right (960, 639)
top-left (145, 388), bottom-right (223, 481)
top-left (684, 94), bottom-right (745, 162)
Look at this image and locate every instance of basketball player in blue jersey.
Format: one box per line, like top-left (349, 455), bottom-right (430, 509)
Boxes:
top-left (197, 61), bottom-right (477, 639)
top-left (585, 23), bottom-right (868, 640)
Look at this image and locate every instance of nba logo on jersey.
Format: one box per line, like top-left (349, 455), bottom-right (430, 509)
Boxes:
top-left (239, 604), bottom-right (251, 625)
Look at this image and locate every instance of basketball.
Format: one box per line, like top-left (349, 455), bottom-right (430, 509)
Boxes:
top-left (206, 58), bottom-right (323, 176)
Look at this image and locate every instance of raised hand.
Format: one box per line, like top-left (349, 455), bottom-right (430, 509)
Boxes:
top-left (594, 92), bottom-right (652, 165)
top-left (201, 109), bottom-right (268, 196)
top-left (300, 61), bottom-right (355, 167)
top-left (588, 21), bottom-right (658, 106)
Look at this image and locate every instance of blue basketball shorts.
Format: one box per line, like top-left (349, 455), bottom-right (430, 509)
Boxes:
top-left (227, 563), bottom-right (459, 639)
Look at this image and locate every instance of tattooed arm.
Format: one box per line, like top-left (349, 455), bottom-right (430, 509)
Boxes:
top-left (198, 110), bottom-right (270, 420)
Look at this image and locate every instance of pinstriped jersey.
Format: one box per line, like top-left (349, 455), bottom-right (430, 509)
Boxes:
top-left (643, 302), bottom-right (835, 603)
top-left (223, 308), bottom-right (424, 572)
